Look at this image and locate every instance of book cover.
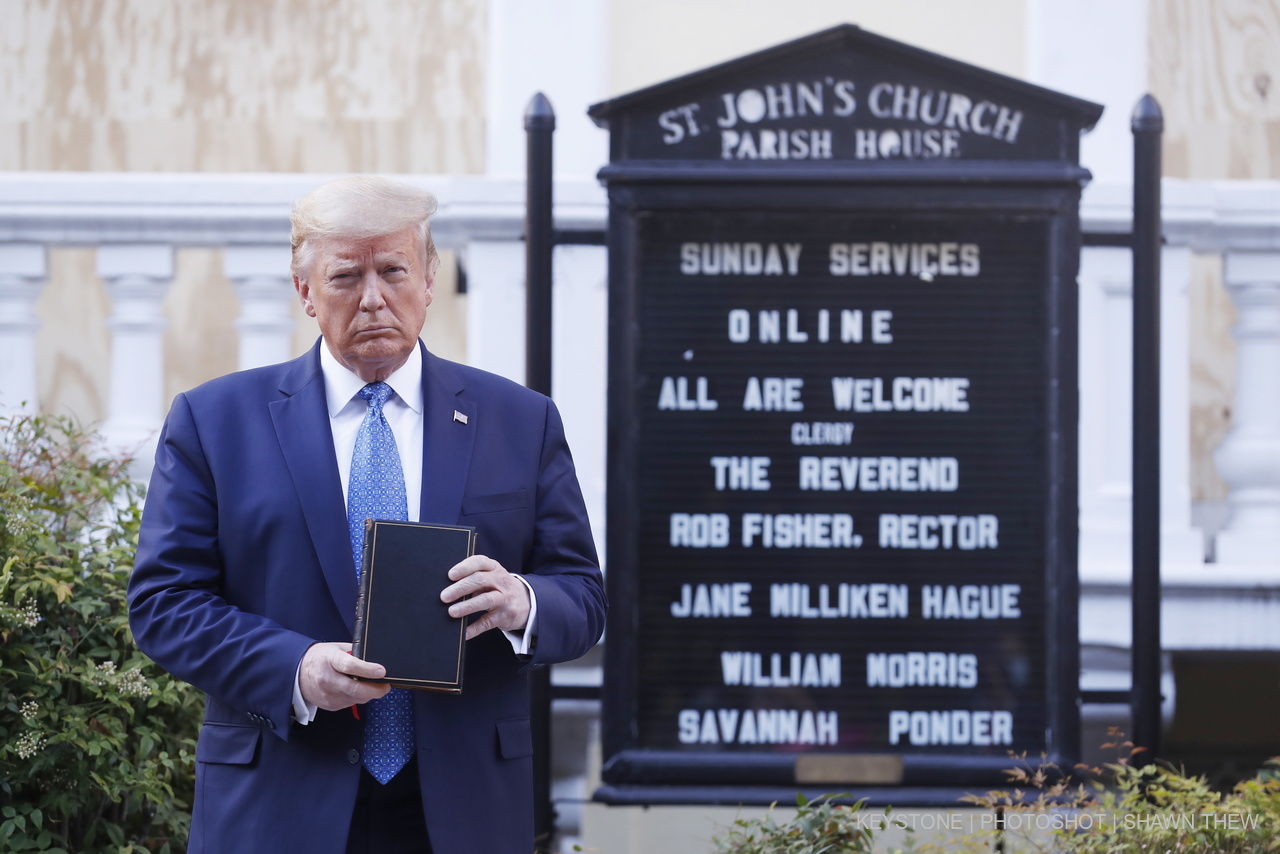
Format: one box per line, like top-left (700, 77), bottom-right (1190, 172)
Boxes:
top-left (352, 519), bottom-right (476, 693)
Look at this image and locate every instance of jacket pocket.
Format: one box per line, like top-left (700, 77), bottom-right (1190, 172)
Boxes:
top-left (496, 716), bottom-right (533, 759)
top-left (462, 489), bottom-right (528, 516)
top-left (195, 722), bottom-right (261, 765)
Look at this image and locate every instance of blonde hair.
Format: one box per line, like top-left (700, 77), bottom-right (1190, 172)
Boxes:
top-left (290, 176), bottom-right (440, 280)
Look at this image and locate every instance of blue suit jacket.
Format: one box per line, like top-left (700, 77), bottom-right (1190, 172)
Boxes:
top-left (128, 341), bottom-right (606, 854)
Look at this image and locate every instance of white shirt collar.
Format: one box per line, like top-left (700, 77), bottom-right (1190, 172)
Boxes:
top-left (319, 340), bottom-right (424, 417)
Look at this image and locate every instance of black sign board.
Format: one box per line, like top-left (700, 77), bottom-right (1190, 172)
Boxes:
top-left (590, 25), bottom-right (1102, 803)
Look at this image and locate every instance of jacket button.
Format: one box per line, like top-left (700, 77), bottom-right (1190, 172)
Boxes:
top-left (347, 749), bottom-right (360, 765)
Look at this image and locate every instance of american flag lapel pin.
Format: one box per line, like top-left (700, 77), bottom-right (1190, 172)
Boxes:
top-left (453, 410), bottom-right (469, 425)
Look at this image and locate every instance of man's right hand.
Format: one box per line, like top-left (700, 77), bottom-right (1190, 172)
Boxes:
top-left (299, 642), bottom-right (392, 711)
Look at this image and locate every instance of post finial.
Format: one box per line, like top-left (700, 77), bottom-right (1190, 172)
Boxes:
top-left (1131, 93), bottom-right (1164, 133)
top-left (525, 92), bottom-right (556, 132)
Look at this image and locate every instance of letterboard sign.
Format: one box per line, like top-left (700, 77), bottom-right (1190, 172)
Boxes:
top-left (589, 25), bottom-right (1103, 803)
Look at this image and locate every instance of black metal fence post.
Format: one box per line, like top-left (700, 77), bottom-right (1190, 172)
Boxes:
top-left (1130, 93), bottom-right (1164, 764)
top-left (526, 92), bottom-right (555, 397)
top-left (524, 91), bottom-right (556, 852)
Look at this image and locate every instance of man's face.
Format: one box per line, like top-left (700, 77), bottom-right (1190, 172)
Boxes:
top-left (294, 226), bottom-right (434, 383)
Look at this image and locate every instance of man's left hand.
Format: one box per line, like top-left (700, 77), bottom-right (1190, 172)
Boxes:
top-left (441, 554), bottom-right (531, 640)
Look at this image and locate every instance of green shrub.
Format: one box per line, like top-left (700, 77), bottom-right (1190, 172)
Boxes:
top-left (957, 732), bottom-right (1280, 854)
top-left (712, 794), bottom-right (882, 854)
top-left (0, 412), bottom-right (202, 853)
top-left (708, 734), bottom-right (1280, 854)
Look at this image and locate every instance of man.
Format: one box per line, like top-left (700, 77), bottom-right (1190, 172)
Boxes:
top-left (128, 176), bottom-right (606, 854)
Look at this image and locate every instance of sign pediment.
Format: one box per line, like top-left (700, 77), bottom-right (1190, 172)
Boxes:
top-left (589, 25), bottom-right (1103, 167)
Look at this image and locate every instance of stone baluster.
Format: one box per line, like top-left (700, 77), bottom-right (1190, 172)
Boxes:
top-left (225, 245), bottom-right (296, 370)
top-left (97, 244), bottom-right (173, 475)
top-left (1214, 249), bottom-right (1280, 564)
top-left (0, 243), bottom-right (47, 411)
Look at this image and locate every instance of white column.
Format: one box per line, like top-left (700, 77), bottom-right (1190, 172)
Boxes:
top-left (551, 244), bottom-right (609, 563)
top-left (97, 244), bottom-right (174, 473)
top-left (462, 239), bottom-right (526, 383)
top-left (1158, 246), bottom-right (1204, 565)
top-left (1078, 245), bottom-right (1205, 575)
top-left (0, 243), bottom-right (46, 412)
top-left (1025, 0), bottom-right (1147, 185)
top-left (225, 245), bottom-right (296, 370)
top-left (1214, 249), bottom-right (1280, 565)
top-left (1078, 247), bottom-right (1134, 569)
top-left (485, 0), bottom-right (609, 179)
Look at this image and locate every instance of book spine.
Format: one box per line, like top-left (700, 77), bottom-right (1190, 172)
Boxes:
top-left (351, 518), bottom-right (376, 659)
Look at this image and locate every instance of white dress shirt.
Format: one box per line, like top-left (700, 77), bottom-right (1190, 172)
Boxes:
top-left (292, 342), bottom-right (536, 724)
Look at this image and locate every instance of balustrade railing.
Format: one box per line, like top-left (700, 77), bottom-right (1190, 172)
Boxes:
top-left (1, 172), bottom-right (1277, 646)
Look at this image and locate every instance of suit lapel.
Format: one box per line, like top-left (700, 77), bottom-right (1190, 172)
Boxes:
top-left (420, 345), bottom-right (475, 526)
top-left (269, 342), bottom-right (359, 633)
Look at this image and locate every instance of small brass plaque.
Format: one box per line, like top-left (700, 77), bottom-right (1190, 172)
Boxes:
top-left (795, 754), bottom-right (905, 785)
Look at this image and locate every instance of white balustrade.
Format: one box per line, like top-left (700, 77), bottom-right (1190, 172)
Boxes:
top-left (224, 245), bottom-right (296, 371)
top-left (96, 244), bottom-right (174, 472)
top-left (1214, 249), bottom-right (1280, 565)
top-left (0, 243), bottom-right (45, 412)
top-left (0, 172), bottom-right (1275, 597)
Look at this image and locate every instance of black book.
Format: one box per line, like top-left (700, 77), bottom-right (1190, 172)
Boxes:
top-left (352, 519), bottom-right (476, 693)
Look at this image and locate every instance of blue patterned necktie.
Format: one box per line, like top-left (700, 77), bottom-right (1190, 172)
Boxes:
top-left (347, 381), bottom-right (415, 784)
